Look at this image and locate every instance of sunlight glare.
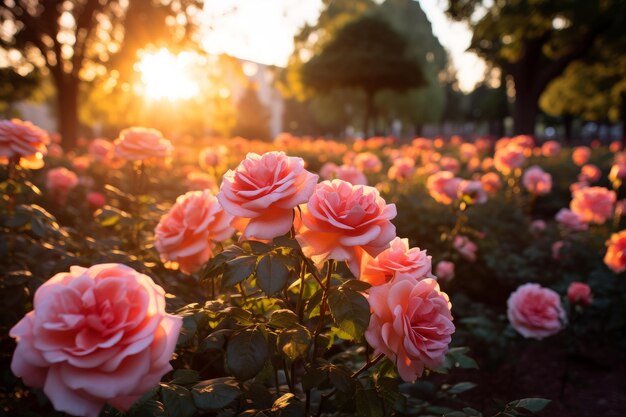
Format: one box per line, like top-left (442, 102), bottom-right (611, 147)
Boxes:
top-left (136, 48), bottom-right (199, 101)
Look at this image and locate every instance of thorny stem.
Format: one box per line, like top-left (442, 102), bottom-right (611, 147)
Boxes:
top-left (312, 260), bottom-right (335, 359)
top-left (296, 260), bottom-right (306, 323)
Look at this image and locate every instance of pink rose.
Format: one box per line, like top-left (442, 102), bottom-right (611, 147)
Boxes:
top-left (610, 141), bottom-right (622, 152)
top-left (9, 264), bottom-right (182, 417)
top-left (156, 190), bottom-right (235, 274)
top-left (570, 186), bottom-right (616, 225)
top-left (72, 155), bottom-right (91, 173)
top-left (604, 230), bottom-right (626, 273)
top-left (522, 165), bottom-right (552, 195)
top-left (480, 172), bottom-right (501, 194)
top-left (114, 127), bottom-right (173, 161)
top-left (199, 145), bottom-right (228, 169)
top-left (387, 157), bottom-right (415, 182)
top-left (609, 163), bottom-right (626, 183)
top-left (439, 156), bottom-right (460, 173)
top-left (353, 152), bottom-right (383, 173)
top-left (555, 208), bottom-right (588, 231)
top-left (457, 180), bottom-right (487, 205)
top-left (459, 143), bottom-right (477, 161)
top-left (578, 164), bottom-right (601, 183)
top-left (435, 261), bottom-right (455, 282)
top-left (567, 282), bottom-right (591, 306)
top-left (319, 162), bottom-right (339, 180)
top-left (217, 151), bottom-right (318, 240)
top-left (426, 171), bottom-right (461, 205)
top-left (88, 138), bottom-right (113, 162)
top-left (358, 237), bottom-right (432, 286)
top-left (530, 219), bottom-right (546, 234)
top-left (494, 146), bottom-right (525, 175)
top-left (541, 140), bottom-right (561, 157)
top-left (454, 235), bottom-right (478, 262)
top-left (296, 179), bottom-right (396, 276)
top-left (186, 171), bottom-right (217, 192)
top-left (572, 146), bottom-right (591, 166)
top-left (365, 278), bottom-right (454, 382)
top-left (46, 167), bottom-right (79, 202)
top-left (0, 118), bottom-right (49, 164)
top-left (335, 164), bottom-right (368, 185)
top-left (552, 240), bottom-right (565, 260)
top-left (507, 283), bottom-right (566, 340)
top-left (86, 192), bottom-right (106, 210)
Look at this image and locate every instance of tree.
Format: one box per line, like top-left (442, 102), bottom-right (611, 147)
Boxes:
top-left (232, 83), bottom-right (272, 141)
top-left (446, 0), bottom-right (626, 135)
top-left (300, 15), bottom-right (426, 135)
top-left (0, 0), bottom-right (203, 149)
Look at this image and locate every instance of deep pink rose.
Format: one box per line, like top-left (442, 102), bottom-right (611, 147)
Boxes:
top-left (570, 186), bottom-right (616, 225)
top-left (494, 146), bottom-right (525, 175)
top-left (604, 230), bottom-right (626, 273)
top-left (114, 127), bottom-right (173, 161)
top-left (541, 140), bottom-right (561, 157)
top-left (567, 282), bottom-right (591, 306)
top-left (296, 179), bottom-right (396, 276)
top-left (435, 261), bottom-right (455, 282)
top-left (46, 167), bottom-right (79, 203)
top-left (365, 277), bottom-right (454, 382)
top-left (86, 192), bottom-right (106, 210)
top-left (454, 235), bottom-right (478, 262)
top-left (555, 208), bottom-right (588, 231)
top-left (358, 237), bottom-right (432, 286)
top-left (507, 283), bottom-right (566, 340)
top-left (572, 146), bottom-right (591, 166)
top-left (426, 171), bottom-right (461, 205)
top-left (578, 164), bottom-right (601, 183)
top-left (552, 240), bottom-right (565, 260)
top-left (522, 165), bottom-right (552, 195)
top-left (156, 190), bottom-right (234, 274)
top-left (457, 180), bottom-right (487, 204)
top-left (217, 151), bottom-right (318, 240)
top-left (0, 118), bottom-right (49, 164)
top-left (9, 264), bottom-right (182, 417)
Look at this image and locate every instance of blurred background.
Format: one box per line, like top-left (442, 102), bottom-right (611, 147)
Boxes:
top-left (0, 0), bottom-right (625, 149)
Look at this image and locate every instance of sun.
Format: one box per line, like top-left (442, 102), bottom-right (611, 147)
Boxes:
top-left (135, 48), bottom-right (200, 101)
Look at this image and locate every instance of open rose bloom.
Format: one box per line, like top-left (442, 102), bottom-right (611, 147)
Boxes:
top-left (507, 283), bottom-right (566, 340)
top-left (522, 165), bottom-right (552, 195)
top-left (570, 186), bottom-right (616, 225)
top-left (365, 278), bottom-right (454, 382)
top-left (114, 127), bottom-right (173, 161)
top-left (604, 230), bottom-right (626, 273)
top-left (9, 264), bottom-right (182, 417)
top-left (217, 151), bottom-right (318, 240)
top-left (426, 171), bottom-right (461, 205)
top-left (0, 118), bottom-right (49, 167)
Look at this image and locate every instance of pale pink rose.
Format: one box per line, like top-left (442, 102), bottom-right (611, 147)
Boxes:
top-left (494, 146), bottom-right (525, 175)
top-left (604, 230), bottom-right (626, 273)
top-left (335, 164), bottom-right (368, 186)
top-left (480, 172), bottom-right (502, 194)
top-left (186, 171), bottom-right (217, 192)
top-left (358, 237), bottom-right (432, 286)
top-left (365, 277), bottom-right (454, 382)
top-left (457, 180), bottom-right (487, 205)
top-left (86, 192), bottom-right (106, 210)
top-left (217, 152), bottom-right (318, 240)
top-left (88, 138), bottom-right (113, 162)
top-left (46, 167), bottom-right (79, 198)
top-left (387, 157), bottom-right (415, 182)
top-left (567, 282), bottom-right (591, 306)
top-left (0, 118), bottom-right (49, 164)
top-left (530, 219), bottom-right (546, 234)
top-left (453, 235), bottom-right (478, 262)
top-left (541, 140), bottom-right (561, 157)
top-left (353, 152), bottom-right (383, 173)
top-left (572, 146), bottom-right (591, 166)
top-left (426, 171), bottom-right (461, 205)
top-left (435, 261), bottom-right (455, 282)
top-left (9, 264), bottom-right (182, 417)
top-left (156, 190), bottom-right (234, 274)
top-left (578, 164), bottom-right (601, 183)
top-left (319, 162), bottom-right (339, 180)
top-left (507, 283), bottom-right (566, 340)
top-left (296, 179), bottom-right (396, 276)
top-left (609, 163), bottom-right (626, 183)
top-left (570, 186), bottom-right (616, 224)
top-left (552, 240), bottom-right (565, 260)
top-left (199, 145), bottom-right (228, 169)
top-left (555, 208), bottom-right (588, 231)
top-left (114, 127), bottom-right (173, 161)
top-left (522, 165), bottom-right (552, 195)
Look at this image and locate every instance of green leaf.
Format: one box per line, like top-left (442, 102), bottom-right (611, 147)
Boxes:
top-left (508, 398), bottom-right (551, 413)
top-left (171, 369), bottom-right (200, 386)
top-left (328, 286), bottom-right (370, 340)
top-left (375, 377), bottom-right (406, 411)
top-left (256, 254), bottom-right (290, 295)
top-left (444, 412), bottom-right (469, 417)
top-left (356, 388), bottom-right (384, 417)
top-left (302, 366), bottom-right (328, 391)
top-left (271, 393), bottom-right (306, 417)
top-left (192, 377), bottom-right (241, 411)
top-left (130, 399), bottom-right (168, 417)
top-left (226, 328), bottom-right (269, 381)
top-left (200, 329), bottom-right (233, 351)
top-left (328, 365), bottom-right (355, 394)
top-left (342, 279), bottom-right (372, 292)
top-left (30, 217), bottom-right (45, 237)
top-left (277, 324), bottom-right (311, 359)
top-left (447, 382), bottom-right (477, 394)
top-left (222, 255), bottom-right (257, 288)
top-left (269, 309), bottom-right (300, 328)
top-left (177, 315), bottom-right (198, 346)
top-left (160, 384), bottom-right (196, 417)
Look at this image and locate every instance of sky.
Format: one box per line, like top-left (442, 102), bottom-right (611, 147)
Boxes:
top-left (201, 0), bottom-right (485, 92)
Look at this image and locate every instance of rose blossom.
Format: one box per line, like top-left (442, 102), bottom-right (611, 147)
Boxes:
top-left (217, 151), bottom-right (318, 240)
top-left (552, 240), bottom-right (565, 260)
top-left (577, 164), bottom-right (601, 183)
top-left (530, 219), bottom-right (546, 234)
top-left (86, 192), bottom-right (106, 210)
top-left (335, 164), bottom-right (368, 185)
top-left (365, 277), bottom-right (454, 382)
top-left (457, 180), bottom-right (487, 205)
top-left (439, 156), bottom-right (460, 173)
top-left (358, 237), bottom-right (432, 286)
top-left (609, 163), bottom-right (626, 184)
top-left (507, 283), bottom-right (566, 340)
top-left (570, 186), bottom-right (616, 225)
top-left (435, 261), bottom-right (455, 282)
top-left (319, 162), bottom-right (339, 180)
top-left (480, 172), bottom-right (501, 194)
top-left (555, 208), bottom-right (588, 231)
top-left (387, 157), bottom-right (415, 182)
top-left (453, 235), bottom-right (478, 262)
top-left (353, 152), bottom-right (383, 173)
top-left (199, 145), bottom-right (228, 169)
top-left (0, 118), bottom-right (49, 164)
top-left (426, 171), bottom-right (461, 205)
top-left (156, 190), bottom-right (234, 274)
top-left (604, 230), bottom-right (626, 273)
top-left (9, 264), bottom-right (182, 417)
top-left (567, 282), bottom-right (591, 306)
top-left (296, 179), bottom-right (396, 276)
top-left (541, 140), bottom-right (561, 157)
top-left (186, 171), bottom-right (217, 192)
top-left (494, 145), bottom-right (525, 175)
top-left (522, 165), bottom-right (552, 195)
top-left (572, 146), bottom-right (591, 166)
top-left (46, 167), bottom-right (79, 199)
top-left (114, 127), bottom-right (173, 161)
top-left (88, 138), bottom-right (113, 162)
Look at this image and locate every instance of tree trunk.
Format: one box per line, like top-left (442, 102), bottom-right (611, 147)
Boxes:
top-left (491, 118), bottom-right (504, 138)
top-left (563, 113), bottom-right (574, 144)
top-left (55, 75), bottom-right (79, 150)
top-left (512, 87), bottom-right (539, 136)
